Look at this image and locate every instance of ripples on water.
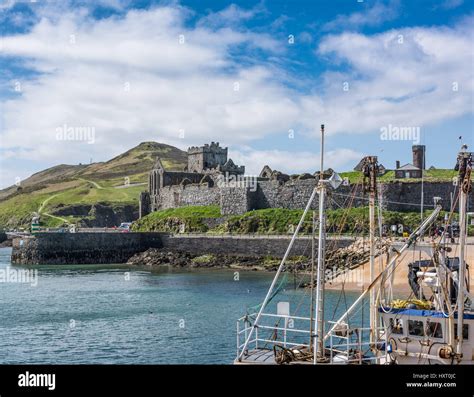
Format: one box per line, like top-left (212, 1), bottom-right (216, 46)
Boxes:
top-left (0, 247), bottom-right (360, 364)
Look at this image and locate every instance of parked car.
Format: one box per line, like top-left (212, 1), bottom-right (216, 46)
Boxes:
top-left (117, 222), bottom-right (132, 232)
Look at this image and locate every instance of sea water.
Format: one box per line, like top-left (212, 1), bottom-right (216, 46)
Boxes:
top-left (0, 247), bottom-right (362, 364)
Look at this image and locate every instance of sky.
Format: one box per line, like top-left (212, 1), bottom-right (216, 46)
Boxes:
top-left (0, 0), bottom-right (473, 188)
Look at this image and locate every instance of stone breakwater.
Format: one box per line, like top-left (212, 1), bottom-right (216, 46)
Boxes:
top-left (10, 232), bottom-right (355, 265)
top-left (159, 234), bottom-right (354, 257)
top-left (126, 237), bottom-right (379, 272)
top-left (11, 232), bottom-right (164, 265)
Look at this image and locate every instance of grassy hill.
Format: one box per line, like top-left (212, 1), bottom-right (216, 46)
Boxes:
top-left (0, 142), bottom-right (187, 229)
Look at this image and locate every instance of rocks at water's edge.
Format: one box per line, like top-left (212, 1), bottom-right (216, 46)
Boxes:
top-left (126, 237), bottom-right (392, 272)
top-left (0, 232), bottom-right (12, 247)
top-left (0, 239), bottom-right (12, 248)
top-left (126, 249), bottom-right (269, 270)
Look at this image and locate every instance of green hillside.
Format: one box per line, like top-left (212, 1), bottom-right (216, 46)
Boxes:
top-left (0, 142), bottom-right (187, 229)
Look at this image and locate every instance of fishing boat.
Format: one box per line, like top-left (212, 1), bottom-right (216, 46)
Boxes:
top-left (234, 126), bottom-right (473, 365)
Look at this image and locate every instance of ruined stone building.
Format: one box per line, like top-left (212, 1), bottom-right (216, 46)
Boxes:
top-left (138, 142), bottom-right (467, 218)
top-left (354, 159), bottom-right (387, 176)
top-left (140, 142), bottom-right (244, 216)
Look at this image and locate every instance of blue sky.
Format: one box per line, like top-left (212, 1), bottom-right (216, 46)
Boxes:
top-left (0, 0), bottom-right (473, 188)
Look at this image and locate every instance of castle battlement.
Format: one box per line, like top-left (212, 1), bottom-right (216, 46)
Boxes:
top-left (187, 142), bottom-right (237, 174)
top-left (188, 142), bottom-right (227, 155)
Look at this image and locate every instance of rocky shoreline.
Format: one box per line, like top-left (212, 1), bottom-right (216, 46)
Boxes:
top-left (126, 238), bottom-right (385, 272)
top-left (126, 248), bottom-right (300, 271)
top-left (0, 232), bottom-right (11, 248)
top-left (0, 239), bottom-right (12, 248)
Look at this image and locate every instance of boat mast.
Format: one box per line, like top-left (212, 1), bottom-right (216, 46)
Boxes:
top-left (456, 146), bottom-right (472, 358)
top-left (309, 211), bottom-right (316, 351)
top-left (369, 159), bottom-right (377, 350)
top-left (314, 124), bottom-right (327, 364)
top-left (237, 177), bottom-right (319, 362)
top-left (362, 156), bottom-right (379, 349)
top-left (421, 148), bottom-right (425, 223)
top-left (442, 212), bottom-right (456, 350)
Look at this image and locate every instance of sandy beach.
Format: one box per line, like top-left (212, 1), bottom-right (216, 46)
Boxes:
top-left (326, 240), bottom-right (474, 297)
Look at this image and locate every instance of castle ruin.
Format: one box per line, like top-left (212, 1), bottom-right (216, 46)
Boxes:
top-left (142, 142), bottom-right (244, 214)
top-left (139, 143), bottom-right (469, 218)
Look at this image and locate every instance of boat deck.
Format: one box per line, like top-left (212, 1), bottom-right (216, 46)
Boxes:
top-left (234, 349), bottom-right (276, 365)
top-left (234, 348), bottom-right (318, 365)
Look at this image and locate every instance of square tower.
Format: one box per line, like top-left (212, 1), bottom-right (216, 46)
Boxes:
top-left (412, 145), bottom-right (426, 170)
top-left (187, 142), bottom-right (228, 173)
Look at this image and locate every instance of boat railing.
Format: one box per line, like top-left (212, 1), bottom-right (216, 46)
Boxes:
top-left (236, 312), bottom-right (313, 357)
top-left (237, 314), bottom-right (388, 364)
top-left (326, 321), bottom-right (388, 364)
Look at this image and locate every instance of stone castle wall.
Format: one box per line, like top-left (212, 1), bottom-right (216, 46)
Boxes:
top-left (381, 181), bottom-right (462, 212)
top-left (220, 187), bottom-right (257, 215)
top-left (143, 179), bottom-right (472, 215)
top-left (158, 184), bottom-right (221, 209)
top-left (255, 179), bottom-right (367, 210)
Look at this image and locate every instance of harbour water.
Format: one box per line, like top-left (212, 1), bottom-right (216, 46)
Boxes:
top-left (0, 247), bottom-right (360, 364)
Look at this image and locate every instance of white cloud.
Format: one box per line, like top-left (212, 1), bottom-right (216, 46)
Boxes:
top-left (0, 4), bottom-right (472, 188)
top-left (0, 0), bottom-right (131, 11)
top-left (197, 3), bottom-right (267, 29)
top-left (2, 7), bottom-right (229, 73)
top-left (0, 6), bottom-right (294, 164)
top-left (313, 18), bottom-right (473, 135)
top-left (437, 0), bottom-right (464, 10)
top-left (0, 0), bottom-right (17, 9)
top-left (230, 147), bottom-right (363, 176)
top-left (323, 0), bottom-right (400, 31)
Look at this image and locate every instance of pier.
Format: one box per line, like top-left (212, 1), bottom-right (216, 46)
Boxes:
top-left (10, 232), bottom-right (354, 265)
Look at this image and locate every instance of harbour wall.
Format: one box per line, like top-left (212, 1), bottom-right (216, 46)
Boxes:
top-left (10, 232), bottom-right (354, 265)
top-left (159, 234), bottom-right (354, 257)
top-left (11, 232), bottom-right (164, 265)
